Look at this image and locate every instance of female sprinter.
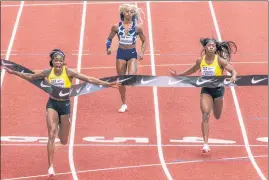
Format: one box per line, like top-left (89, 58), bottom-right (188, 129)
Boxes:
top-left (167, 38), bottom-right (238, 153)
top-left (106, 3), bottom-right (146, 113)
top-left (3, 49), bottom-right (121, 176)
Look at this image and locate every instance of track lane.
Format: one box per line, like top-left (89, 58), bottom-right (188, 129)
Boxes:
top-left (150, 2), bottom-right (264, 179)
top-left (1, 1), bottom-right (21, 6)
top-left (71, 3), bottom-right (166, 180)
top-left (212, 1), bottom-right (268, 178)
top-left (2, 1), bottom-right (267, 180)
top-left (1, 3), bottom-right (82, 179)
top-left (0, 3), bottom-right (20, 59)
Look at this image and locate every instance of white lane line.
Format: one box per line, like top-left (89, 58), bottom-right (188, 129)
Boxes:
top-left (1, 143), bottom-right (268, 147)
top-left (146, 1), bottom-right (173, 180)
top-left (3, 155), bottom-right (267, 180)
top-left (208, 2), bottom-right (267, 180)
top-left (1, 1), bottom-right (24, 87)
top-left (68, 1), bottom-right (87, 180)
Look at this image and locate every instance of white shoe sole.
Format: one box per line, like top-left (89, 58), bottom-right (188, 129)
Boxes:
top-left (201, 147), bottom-right (210, 153)
top-left (118, 105), bottom-right (127, 113)
top-left (48, 167), bottom-right (55, 177)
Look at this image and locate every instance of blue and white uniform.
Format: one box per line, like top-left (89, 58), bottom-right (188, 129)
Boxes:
top-left (116, 21), bottom-right (138, 61)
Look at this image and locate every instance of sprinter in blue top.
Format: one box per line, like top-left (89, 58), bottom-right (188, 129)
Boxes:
top-left (106, 3), bottom-right (146, 113)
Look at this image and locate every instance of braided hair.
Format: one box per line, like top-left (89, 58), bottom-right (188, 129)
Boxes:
top-left (200, 38), bottom-right (237, 61)
top-left (49, 49), bottom-right (65, 67)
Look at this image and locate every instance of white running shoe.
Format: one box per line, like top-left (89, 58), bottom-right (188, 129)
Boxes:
top-left (48, 166), bottom-right (55, 177)
top-left (201, 144), bottom-right (210, 153)
top-left (118, 104), bottom-right (127, 113)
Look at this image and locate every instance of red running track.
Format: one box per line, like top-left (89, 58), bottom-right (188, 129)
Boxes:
top-left (1, 1), bottom-right (267, 180)
top-left (1, 2), bottom-right (83, 179)
top-left (150, 1), bottom-right (268, 180)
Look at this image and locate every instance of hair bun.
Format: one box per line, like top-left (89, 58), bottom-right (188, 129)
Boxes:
top-left (52, 49), bottom-right (63, 52)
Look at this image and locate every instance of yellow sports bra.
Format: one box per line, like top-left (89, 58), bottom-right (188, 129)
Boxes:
top-left (200, 55), bottom-right (223, 76)
top-left (47, 66), bottom-right (72, 88)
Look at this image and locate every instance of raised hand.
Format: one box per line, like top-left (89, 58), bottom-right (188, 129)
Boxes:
top-left (2, 66), bottom-right (15, 74)
top-left (108, 79), bottom-right (122, 88)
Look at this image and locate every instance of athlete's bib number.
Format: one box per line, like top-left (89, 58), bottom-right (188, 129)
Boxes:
top-left (119, 35), bottom-right (133, 45)
top-left (201, 66), bottom-right (216, 76)
top-left (50, 79), bottom-right (65, 88)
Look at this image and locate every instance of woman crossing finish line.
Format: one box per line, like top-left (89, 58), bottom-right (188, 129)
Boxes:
top-left (3, 49), bottom-right (121, 177)
top-left (167, 38), bottom-right (238, 153)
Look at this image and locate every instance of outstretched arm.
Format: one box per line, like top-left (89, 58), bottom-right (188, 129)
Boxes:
top-left (3, 66), bottom-right (49, 81)
top-left (167, 58), bottom-right (201, 76)
top-left (106, 24), bottom-right (118, 55)
top-left (67, 68), bottom-right (121, 88)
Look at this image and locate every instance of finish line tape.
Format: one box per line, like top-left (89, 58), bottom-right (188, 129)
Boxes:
top-left (1, 59), bottom-right (268, 99)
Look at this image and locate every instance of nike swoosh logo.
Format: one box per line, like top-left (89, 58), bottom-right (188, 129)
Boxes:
top-left (40, 81), bottom-right (51, 88)
top-left (196, 79), bottom-right (216, 86)
top-left (251, 77), bottom-right (267, 84)
top-left (21, 70), bottom-right (25, 73)
top-left (86, 84), bottom-right (92, 91)
top-left (76, 86), bottom-right (82, 93)
top-left (66, 103), bottom-right (70, 106)
top-left (168, 78), bottom-right (185, 85)
top-left (59, 90), bottom-right (70, 97)
top-left (119, 77), bottom-right (133, 83)
top-left (141, 78), bottom-right (157, 85)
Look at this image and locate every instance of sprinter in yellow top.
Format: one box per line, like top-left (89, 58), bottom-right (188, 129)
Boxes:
top-left (200, 53), bottom-right (223, 76)
top-left (167, 38), bottom-right (237, 154)
top-left (47, 66), bottom-right (72, 88)
top-left (3, 49), bottom-right (121, 177)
